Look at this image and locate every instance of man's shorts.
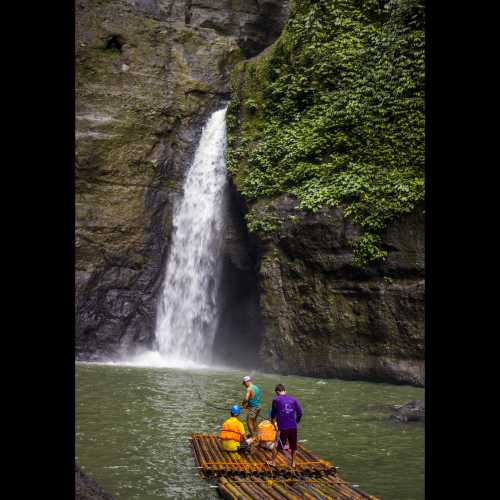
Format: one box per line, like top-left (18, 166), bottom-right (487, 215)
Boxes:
top-left (277, 428), bottom-right (298, 452)
top-left (238, 437), bottom-right (250, 453)
top-left (247, 406), bottom-right (261, 419)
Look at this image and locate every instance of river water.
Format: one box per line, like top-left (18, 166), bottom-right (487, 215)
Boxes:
top-left (76, 363), bottom-right (424, 500)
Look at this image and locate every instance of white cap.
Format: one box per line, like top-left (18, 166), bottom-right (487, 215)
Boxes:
top-left (242, 375), bottom-right (252, 382)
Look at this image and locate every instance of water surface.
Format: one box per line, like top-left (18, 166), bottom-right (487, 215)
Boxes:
top-left (76, 363), bottom-right (424, 499)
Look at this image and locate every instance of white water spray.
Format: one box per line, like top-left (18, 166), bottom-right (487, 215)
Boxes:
top-left (154, 107), bottom-right (228, 366)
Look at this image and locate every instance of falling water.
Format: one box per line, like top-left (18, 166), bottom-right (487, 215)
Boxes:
top-left (154, 107), bottom-right (228, 366)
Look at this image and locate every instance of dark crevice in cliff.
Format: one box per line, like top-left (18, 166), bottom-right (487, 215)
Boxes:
top-left (185, 1), bottom-right (192, 24)
top-left (237, 2), bottom-right (289, 58)
top-left (104, 34), bottom-right (124, 52)
top-left (211, 180), bottom-right (264, 369)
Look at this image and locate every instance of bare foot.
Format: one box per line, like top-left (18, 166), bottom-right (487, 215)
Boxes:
top-left (290, 462), bottom-right (296, 469)
top-left (266, 460), bottom-right (276, 467)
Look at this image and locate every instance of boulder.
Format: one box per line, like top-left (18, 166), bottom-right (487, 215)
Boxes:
top-left (390, 400), bottom-right (425, 422)
top-left (75, 464), bottom-right (114, 500)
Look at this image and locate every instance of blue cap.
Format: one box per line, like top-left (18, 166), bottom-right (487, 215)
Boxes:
top-left (231, 405), bottom-right (241, 415)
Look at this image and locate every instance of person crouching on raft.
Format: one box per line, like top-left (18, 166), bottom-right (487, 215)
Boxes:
top-left (268, 383), bottom-right (303, 468)
top-left (257, 410), bottom-right (278, 451)
top-left (219, 405), bottom-right (254, 453)
top-left (241, 375), bottom-right (261, 438)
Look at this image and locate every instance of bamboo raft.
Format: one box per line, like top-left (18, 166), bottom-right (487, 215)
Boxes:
top-left (190, 434), bottom-right (379, 499)
top-left (191, 433), bottom-right (335, 477)
top-left (218, 477), bottom-right (379, 500)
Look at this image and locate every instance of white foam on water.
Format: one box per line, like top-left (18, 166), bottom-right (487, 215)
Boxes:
top-left (99, 351), bottom-right (211, 370)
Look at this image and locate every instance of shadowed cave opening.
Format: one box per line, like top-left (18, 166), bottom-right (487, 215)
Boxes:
top-left (211, 183), bottom-right (263, 370)
top-left (104, 34), bottom-right (124, 52)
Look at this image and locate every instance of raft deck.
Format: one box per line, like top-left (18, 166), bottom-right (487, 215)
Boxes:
top-left (191, 433), bottom-right (334, 477)
top-left (218, 477), bottom-right (378, 500)
top-left (190, 433), bottom-right (379, 499)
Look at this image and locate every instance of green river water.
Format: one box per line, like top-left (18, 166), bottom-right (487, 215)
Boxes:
top-left (76, 363), bottom-right (424, 500)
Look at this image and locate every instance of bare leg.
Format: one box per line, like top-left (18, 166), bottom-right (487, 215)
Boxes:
top-left (247, 414), bottom-right (256, 438)
top-left (290, 450), bottom-right (296, 468)
top-left (267, 446), bottom-right (278, 467)
top-left (246, 436), bottom-right (256, 453)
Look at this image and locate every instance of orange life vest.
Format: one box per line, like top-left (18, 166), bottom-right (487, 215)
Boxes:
top-left (258, 420), bottom-right (276, 442)
top-left (219, 417), bottom-right (243, 442)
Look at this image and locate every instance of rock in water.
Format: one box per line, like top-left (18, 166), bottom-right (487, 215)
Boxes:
top-left (75, 464), bottom-right (114, 500)
top-left (390, 400), bottom-right (425, 422)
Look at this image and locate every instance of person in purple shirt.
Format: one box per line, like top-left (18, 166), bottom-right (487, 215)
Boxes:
top-left (268, 383), bottom-right (303, 468)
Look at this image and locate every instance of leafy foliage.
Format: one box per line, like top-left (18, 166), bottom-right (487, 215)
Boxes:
top-left (245, 209), bottom-right (280, 234)
top-left (227, 0), bottom-right (425, 266)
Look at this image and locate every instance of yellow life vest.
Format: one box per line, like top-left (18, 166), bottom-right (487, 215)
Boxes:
top-left (258, 420), bottom-right (276, 442)
top-left (219, 417), bottom-right (244, 442)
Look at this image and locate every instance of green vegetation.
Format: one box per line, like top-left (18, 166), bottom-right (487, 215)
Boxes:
top-left (245, 209), bottom-right (280, 234)
top-left (227, 0), bottom-right (424, 265)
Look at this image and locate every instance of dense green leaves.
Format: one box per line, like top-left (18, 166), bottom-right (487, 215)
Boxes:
top-left (227, 0), bottom-right (425, 266)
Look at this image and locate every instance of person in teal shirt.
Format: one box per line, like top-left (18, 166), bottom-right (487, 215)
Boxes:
top-left (241, 375), bottom-right (261, 438)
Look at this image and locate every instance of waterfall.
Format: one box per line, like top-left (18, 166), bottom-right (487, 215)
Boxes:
top-left (154, 107), bottom-right (228, 366)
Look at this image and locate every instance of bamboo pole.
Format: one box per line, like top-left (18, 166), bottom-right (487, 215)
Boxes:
top-left (232, 477), bottom-right (262, 498)
top-left (195, 436), bottom-right (211, 471)
top-left (297, 448), bottom-right (332, 474)
top-left (316, 477), bottom-right (339, 495)
top-left (286, 481), bottom-right (320, 500)
top-left (323, 476), bottom-right (354, 498)
top-left (235, 478), bottom-right (285, 500)
top-left (299, 445), bottom-right (333, 471)
top-left (231, 451), bottom-right (248, 475)
top-left (349, 483), bottom-right (378, 499)
top-left (223, 449), bottom-right (242, 475)
top-left (218, 483), bottom-right (234, 500)
top-left (285, 483), bottom-right (312, 500)
top-left (219, 477), bottom-right (252, 500)
top-left (254, 481), bottom-right (281, 500)
top-left (244, 478), bottom-right (275, 500)
top-left (303, 480), bottom-right (332, 499)
top-left (324, 476), bottom-right (364, 499)
top-left (309, 478), bottom-right (339, 497)
top-left (209, 435), bottom-right (231, 474)
top-left (191, 436), bottom-right (207, 469)
top-left (252, 447), bottom-right (274, 475)
top-left (263, 484), bottom-right (289, 500)
top-left (200, 436), bottom-right (222, 475)
top-left (325, 480), bottom-right (356, 498)
top-left (192, 437), bottom-right (205, 465)
top-left (244, 450), bottom-right (263, 475)
top-left (272, 481), bottom-right (303, 500)
top-left (240, 478), bottom-right (282, 500)
top-left (237, 479), bottom-right (270, 499)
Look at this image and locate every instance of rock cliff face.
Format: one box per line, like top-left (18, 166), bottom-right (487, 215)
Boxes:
top-left (76, 463), bottom-right (114, 500)
top-left (248, 197), bottom-right (424, 385)
top-left (225, 0), bottom-right (425, 386)
top-left (75, 0), bottom-right (288, 360)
